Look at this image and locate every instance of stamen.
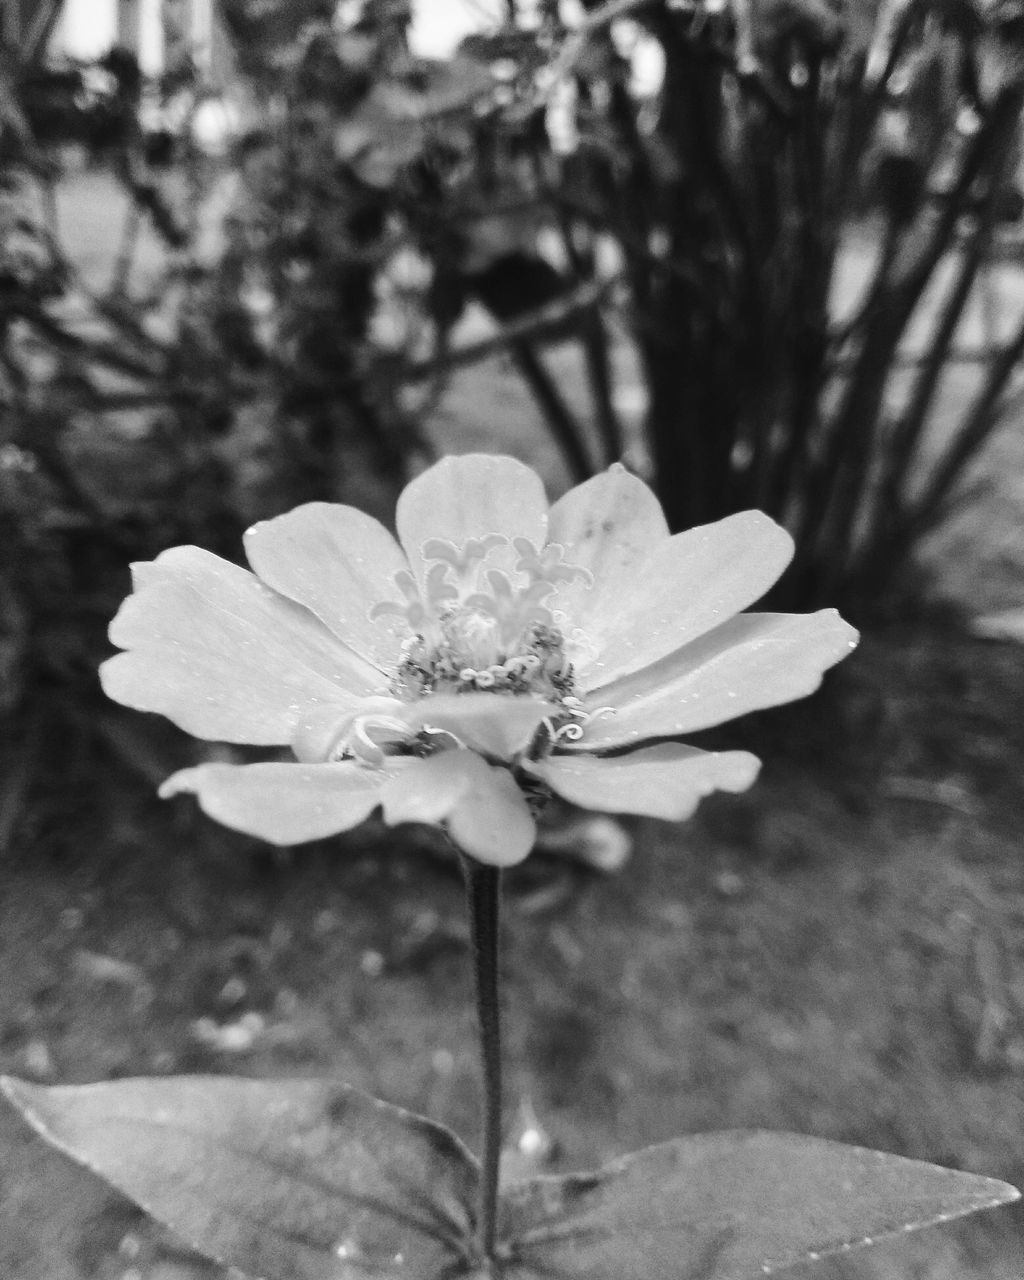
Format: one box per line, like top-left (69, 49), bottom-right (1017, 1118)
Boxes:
top-left (535, 703), bottom-right (617, 753)
top-left (512, 538), bottom-right (594, 588)
top-left (421, 534), bottom-right (506, 578)
top-left (369, 568), bottom-right (426, 627)
top-left (369, 564), bottom-right (457, 632)
top-left (423, 562), bottom-right (459, 611)
top-left (372, 533), bottom-right (594, 714)
top-left (464, 569), bottom-right (514, 617)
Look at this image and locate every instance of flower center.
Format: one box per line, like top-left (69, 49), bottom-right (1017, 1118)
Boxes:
top-left (370, 534), bottom-right (592, 706)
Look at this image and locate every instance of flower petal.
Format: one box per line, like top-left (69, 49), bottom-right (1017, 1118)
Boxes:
top-left (574, 511), bottom-right (795, 687)
top-left (526, 744), bottom-right (760, 821)
top-left (546, 463), bottom-right (669, 634)
top-left (159, 760), bottom-right (397, 845)
top-left (378, 750), bottom-right (479, 826)
top-left (447, 763), bottom-right (536, 866)
top-left (571, 610), bottom-right (859, 750)
top-left (401, 693), bottom-right (556, 760)
top-left (290, 696), bottom-right (408, 763)
top-left (102, 547), bottom-right (384, 745)
top-left (379, 751), bottom-right (536, 866)
top-left (395, 455), bottom-right (549, 583)
top-left (243, 503), bottom-right (409, 669)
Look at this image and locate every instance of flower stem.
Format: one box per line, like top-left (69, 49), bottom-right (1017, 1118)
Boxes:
top-left (461, 855), bottom-right (503, 1262)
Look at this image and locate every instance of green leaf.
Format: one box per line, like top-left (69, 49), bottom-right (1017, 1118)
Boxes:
top-left (497, 1130), bottom-right (1020, 1280)
top-left (1, 1074), bottom-right (480, 1280)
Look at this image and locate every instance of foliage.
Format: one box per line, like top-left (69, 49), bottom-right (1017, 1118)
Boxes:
top-left (409, 0), bottom-right (1024, 615)
top-left (0, 4), bottom-right (440, 736)
top-left (3, 1071), bottom-right (1017, 1280)
top-left (3, 0), bottom-right (1024, 749)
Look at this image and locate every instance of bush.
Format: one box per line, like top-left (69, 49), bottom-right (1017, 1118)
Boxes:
top-left (0, 6), bottom-right (439, 726)
top-left (433, 0), bottom-right (1024, 615)
top-left (3, 0), bottom-right (1024, 744)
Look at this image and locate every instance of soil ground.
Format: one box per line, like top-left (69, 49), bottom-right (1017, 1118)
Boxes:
top-left (4, 633), bottom-right (1024, 1280)
top-left (2, 171), bottom-right (1024, 1280)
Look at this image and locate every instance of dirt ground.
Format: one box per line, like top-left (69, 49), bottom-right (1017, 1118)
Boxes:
top-left (3, 172), bottom-right (1024, 1280)
top-left (4, 629), bottom-right (1024, 1280)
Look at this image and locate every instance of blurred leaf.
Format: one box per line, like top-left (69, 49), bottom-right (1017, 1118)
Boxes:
top-left (336, 58), bottom-right (491, 187)
top-left (416, 55), bottom-right (496, 117)
top-left (219, 0), bottom-right (335, 77)
top-left (2, 1074), bottom-right (480, 1280)
top-left (759, 0), bottom-right (848, 50)
top-left (497, 1130), bottom-right (1020, 1280)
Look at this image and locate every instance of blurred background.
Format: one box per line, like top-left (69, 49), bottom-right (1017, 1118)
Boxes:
top-left (2, 1), bottom-right (1024, 1276)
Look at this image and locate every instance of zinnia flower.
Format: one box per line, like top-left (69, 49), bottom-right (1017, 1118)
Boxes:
top-left (101, 455), bottom-right (857, 866)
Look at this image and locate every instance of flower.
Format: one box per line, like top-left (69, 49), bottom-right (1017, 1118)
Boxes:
top-left (101, 454), bottom-right (858, 866)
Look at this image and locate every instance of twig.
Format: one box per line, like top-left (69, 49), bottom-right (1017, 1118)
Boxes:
top-left (531, 147), bottom-right (626, 466)
top-left (10, 300), bottom-right (164, 381)
top-left (831, 344), bottom-right (1024, 371)
top-left (731, 0), bottom-right (759, 76)
top-left (399, 277), bottom-right (611, 384)
top-left (863, 148), bottom-right (1012, 552)
top-left (0, 713), bottom-right (44, 855)
top-left (909, 304), bottom-right (1024, 529)
top-left (510, 340), bottom-right (595, 482)
top-left (546, 0), bottom-right (656, 88)
top-left (793, 86), bottom-right (1021, 584)
top-left (23, 0), bottom-right (65, 64)
top-left (109, 199), bottom-right (144, 297)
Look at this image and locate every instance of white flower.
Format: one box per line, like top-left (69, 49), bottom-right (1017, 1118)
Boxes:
top-left (101, 455), bottom-right (858, 865)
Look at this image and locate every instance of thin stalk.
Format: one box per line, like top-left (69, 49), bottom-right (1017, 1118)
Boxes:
top-left (829, 0), bottom-right (921, 217)
top-left (12, 300), bottom-right (163, 380)
top-left (109, 197), bottom-right (143, 298)
top-left (854, 296), bottom-right (1024, 600)
top-left (509, 340), bottom-right (594, 482)
top-left (39, 170), bottom-right (61, 245)
top-left (909, 305), bottom-right (1024, 531)
top-left (399, 278), bottom-right (608, 385)
top-left (761, 57), bottom-right (834, 518)
top-left (579, 308), bottom-right (625, 466)
top-left (867, 169), bottom-right (1005, 543)
top-left (533, 144), bottom-right (625, 467)
top-left (791, 92), bottom-right (1015, 594)
top-left (24, 0), bottom-right (65, 63)
top-left (461, 856), bottom-right (503, 1263)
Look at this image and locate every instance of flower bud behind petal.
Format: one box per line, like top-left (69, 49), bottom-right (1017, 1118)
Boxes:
top-left (402, 693), bottom-right (557, 761)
